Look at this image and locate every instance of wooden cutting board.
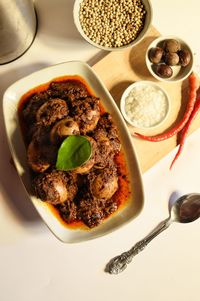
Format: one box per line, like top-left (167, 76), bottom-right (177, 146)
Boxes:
top-left (93, 26), bottom-right (200, 173)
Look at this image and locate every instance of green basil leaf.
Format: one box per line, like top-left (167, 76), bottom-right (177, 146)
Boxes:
top-left (56, 135), bottom-right (92, 171)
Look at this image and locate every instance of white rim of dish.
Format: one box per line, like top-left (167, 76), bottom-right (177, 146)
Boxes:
top-left (73, 0), bottom-right (153, 51)
top-left (145, 35), bottom-right (194, 82)
top-left (120, 81), bottom-right (170, 129)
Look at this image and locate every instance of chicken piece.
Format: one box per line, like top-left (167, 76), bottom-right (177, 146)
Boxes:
top-left (72, 136), bottom-right (97, 174)
top-left (33, 170), bottom-right (77, 205)
top-left (27, 126), bottom-right (56, 173)
top-left (92, 113), bottom-right (121, 168)
top-left (48, 80), bottom-right (88, 101)
top-left (92, 128), bottom-right (114, 169)
top-left (57, 201), bottom-right (77, 223)
top-left (22, 91), bottom-right (49, 125)
top-left (36, 98), bottom-right (68, 126)
top-left (70, 96), bottom-right (100, 134)
top-left (88, 161), bottom-right (118, 200)
top-left (77, 191), bottom-right (118, 228)
top-left (78, 196), bottom-right (104, 228)
top-left (50, 117), bottom-right (80, 144)
top-left (95, 113), bottom-right (121, 154)
top-left (27, 140), bottom-right (51, 173)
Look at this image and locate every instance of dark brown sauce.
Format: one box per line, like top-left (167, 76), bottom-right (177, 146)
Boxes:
top-left (18, 75), bottom-right (131, 229)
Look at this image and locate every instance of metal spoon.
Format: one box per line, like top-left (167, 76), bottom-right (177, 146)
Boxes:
top-left (106, 193), bottom-right (200, 275)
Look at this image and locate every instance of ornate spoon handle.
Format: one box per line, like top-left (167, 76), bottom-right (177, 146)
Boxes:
top-left (106, 218), bottom-right (171, 274)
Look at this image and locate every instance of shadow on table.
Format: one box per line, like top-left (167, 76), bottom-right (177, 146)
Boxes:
top-left (129, 35), bottom-right (157, 79)
top-left (87, 50), bottom-right (108, 67)
top-left (109, 81), bottom-right (133, 109)
top-left (0, 63), bottom-right (49, 227)
top-left (34, 0), bottom-right (83, 46)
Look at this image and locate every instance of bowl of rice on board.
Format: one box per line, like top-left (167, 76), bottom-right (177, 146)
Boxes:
top-left (73, 0), bottom-right (153, 51)
top-left (120, 81), bottom-right (170, 129)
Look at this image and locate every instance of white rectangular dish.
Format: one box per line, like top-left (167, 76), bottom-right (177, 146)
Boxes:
top-left (3, 61), bottom-right (144, 243)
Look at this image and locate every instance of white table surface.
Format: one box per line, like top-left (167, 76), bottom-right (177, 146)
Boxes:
top-left (0, 1), bottom-right (200, 300)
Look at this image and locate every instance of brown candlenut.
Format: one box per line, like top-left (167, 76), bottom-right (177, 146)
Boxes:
top-left (79, 0), bottom-right (146, 48)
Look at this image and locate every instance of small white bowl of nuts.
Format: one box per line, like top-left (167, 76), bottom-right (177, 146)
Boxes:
top-left (146, 36), bottom-right (194, 82)
top-left (73, 0), bottom-right (152, 51)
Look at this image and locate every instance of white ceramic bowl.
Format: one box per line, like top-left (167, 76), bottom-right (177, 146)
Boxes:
top-left (73, 0), bottom-right (152, 51)
top-left (120, 81), bottom-right (170, 129)
top-left (3, 61), bottom-right (144, 243)
top-left (146, 35), bottom-right (194, 82)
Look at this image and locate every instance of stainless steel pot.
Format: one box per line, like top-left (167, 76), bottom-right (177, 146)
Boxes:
top-left (0, 0), bottom-right (37, 64)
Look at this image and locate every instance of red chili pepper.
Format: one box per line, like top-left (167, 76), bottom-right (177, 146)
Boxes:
top-left (170, 96), bottom-right (200, 169)
top-left (134, 73), bottom-right (199, 142)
